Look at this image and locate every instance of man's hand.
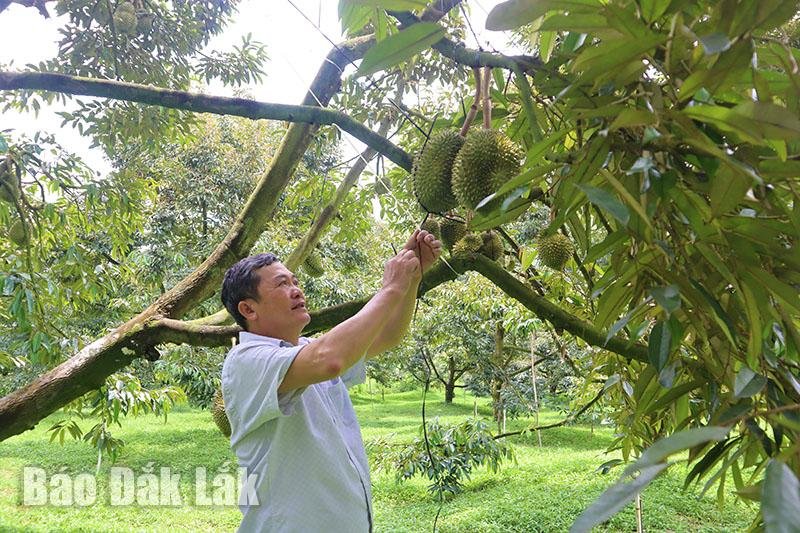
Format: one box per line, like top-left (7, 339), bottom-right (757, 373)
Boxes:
top-left (382, 248), bottom-right (421, 292)
top-left (403, 229), bottom-right (442, 273)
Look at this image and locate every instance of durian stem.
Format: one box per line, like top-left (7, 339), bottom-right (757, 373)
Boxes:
top-left (459, 67), bottom-right (481, 137)
top-left (482, 65), bottom-right (492, 129)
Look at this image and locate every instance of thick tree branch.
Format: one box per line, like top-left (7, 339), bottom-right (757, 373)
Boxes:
top-left (0, 71), bottom-right (413, 172)
top-left (389, 11), bottom-right (542, 74)
top-left (467, 253), bottom-right (649, 364)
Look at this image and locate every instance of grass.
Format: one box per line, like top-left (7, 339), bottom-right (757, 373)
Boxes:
top-left (0, 385), bottom-right (754, 532)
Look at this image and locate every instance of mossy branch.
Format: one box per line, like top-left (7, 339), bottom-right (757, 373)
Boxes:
top-left (389, 10), bottom-right (543, 74)
top-left (0, 71), bottom-right (413, 171)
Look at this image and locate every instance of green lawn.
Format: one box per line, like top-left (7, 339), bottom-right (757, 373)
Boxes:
top-left (0, 386), bottom-right (754, 532)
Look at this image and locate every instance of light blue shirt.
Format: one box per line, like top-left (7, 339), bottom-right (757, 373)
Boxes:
top-left (222, 332), bottom-right (372, 533)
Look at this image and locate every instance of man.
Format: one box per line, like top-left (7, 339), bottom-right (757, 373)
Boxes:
top-left (220, 229), bottom-right (441, 532)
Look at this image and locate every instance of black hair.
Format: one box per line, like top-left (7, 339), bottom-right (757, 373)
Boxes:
top-left (221, 253), bottom-right (279, 330)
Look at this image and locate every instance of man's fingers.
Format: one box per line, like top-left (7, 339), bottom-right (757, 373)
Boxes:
top-left (403, 230), bottom-right (420, 250)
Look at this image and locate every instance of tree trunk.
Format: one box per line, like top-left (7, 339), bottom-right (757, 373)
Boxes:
top-left (444, 355), bottom-right (457, 403)
top-left (491, 321), bottom-right (505, 431)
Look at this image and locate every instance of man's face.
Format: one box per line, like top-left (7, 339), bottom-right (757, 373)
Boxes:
top-left (240, 262), bottom-right (310, 335)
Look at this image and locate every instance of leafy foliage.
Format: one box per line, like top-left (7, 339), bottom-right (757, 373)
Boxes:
top-left (3, 0), bottom-right (267, 154)
top-left (369, 417), bottom-right (515, 499)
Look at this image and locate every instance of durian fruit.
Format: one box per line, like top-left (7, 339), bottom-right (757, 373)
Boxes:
top-left (412, 130), bottom-right (464, 213)
top-left (479, 231), bottom-right (504, 261)
top-left (8, 219), bottom-right (26, 246)
top-left (537, 232), bottom-right (574, 270)
top-left (451, 130), bottom-right (523, 210)
top-left (302, 250), bottom-right (325, 278)
top-left (439, 217), bottom-right (467, 250)
top-left (113, 1), bottom-right (137, 36)
top-left (419, 217), bottom-right (441, 240)
top-left (212, 388), bottom-right (232, 438)
top-left (451, 233), bottom-right (483, 256)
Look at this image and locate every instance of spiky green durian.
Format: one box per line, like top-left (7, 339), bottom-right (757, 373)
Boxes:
top-left (452, 233), bottom-right (483, 256)
top-left (212, 389), bottom-right (231, 438)
top-left (302, 251), bottom-right (325, 278)
top-left (479, 231), bottom-right (504, 261)
top-left (439, 218), bottom-right (467, 250)
top-left (113, 1), bottom-right (137, 36)
top-left (413, 130), bottom-right (464, 213)
top-left (537, 233), bottom-right (574, 270)
top-left (420, 217), bottom-right (441, 240)
top-left (451, 130), bottom-right (523, 210)
top-left (8, 219), bottom-right (26, 246)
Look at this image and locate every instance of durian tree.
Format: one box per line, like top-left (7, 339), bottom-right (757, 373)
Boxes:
top-left (1, 0), bottom-right (800, 529)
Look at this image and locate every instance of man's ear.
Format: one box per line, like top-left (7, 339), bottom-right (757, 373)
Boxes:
top-left (237, 299), bottom-right (257, 322)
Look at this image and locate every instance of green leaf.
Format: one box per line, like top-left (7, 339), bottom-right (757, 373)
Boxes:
top-left (650, 285), bottom-right (681, 315)
top-left (0, 133), bottom-right (7, 152)
top-left (631, 426), bottom-right (730, 473)
top-left (645, 379), bottom-right (704, 414)
top-left (520, 247), bottom-right (536, 270)
top-left (486, 0), bottom-right (601, 31)
top-left (570, 463), bottom-right (668, 533)
top-left (609, 109), bottom-right (657, 130)
top-left (689, 279), bottom-right (738, 345)
top-left (343, 0), bottom-right (427, 9)
top-left (538, 13), bottom-right (609, 34)
top-left (699, 33), bottom-right (732, 55)
top-left (539, 30), bottom-right (556, 62)
top-left (762, 460), bottom-right (800, 533)
top-left (677, 40), bottom-right (753, 101)
top-left (682, 102), bottom-right (800, 144)
top-left (709, 166), bottom-right (752, 216)
top-left (586, 230), bottom-right (628, 263)
top-left (638, 0), bottom-right (671, 23)
top-left (571, 33), bottom-right (665, 82)
top-left (648, 321), bottom-right (671, 371)
top-left (356, 23), bottom-right (445, 77)
top-left (605, 309), bottom-right (634, 345)
top-left (734, 367), bottom-right (767, 399)
top-left (745, 266), bottom-right (800, 314)
top-left (470, 194), bottom-right (532, 231)
top-left (577, 184), bottom-right (630, 225)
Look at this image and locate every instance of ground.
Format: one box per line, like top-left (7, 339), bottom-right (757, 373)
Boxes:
top-left (0, 386), bottom-right (753, 532)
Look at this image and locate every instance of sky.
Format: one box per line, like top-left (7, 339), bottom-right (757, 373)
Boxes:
top-left (0, 0), bottom-right (511, 172)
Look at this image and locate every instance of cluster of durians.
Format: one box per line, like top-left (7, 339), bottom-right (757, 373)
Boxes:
top-left (419, 216), bottom-right (504, 261)
top-left (413, 128), bottom-right (576, 271)
top-left (412, 128), bottom-right (523, 262)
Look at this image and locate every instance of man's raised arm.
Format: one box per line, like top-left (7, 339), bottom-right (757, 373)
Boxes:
top-left (277, 248), bottom-right (421, 393)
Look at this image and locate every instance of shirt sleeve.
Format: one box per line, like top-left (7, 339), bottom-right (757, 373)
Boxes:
top-left (340, 355), bottom-right (367, 388)
top-left (221, 343), bottom-right (306, 441)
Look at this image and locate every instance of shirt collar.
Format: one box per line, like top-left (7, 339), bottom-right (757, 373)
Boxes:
top-left (238, 331), bottom-right (308, 347)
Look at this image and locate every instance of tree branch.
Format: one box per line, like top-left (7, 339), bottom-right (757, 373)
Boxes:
top-left (466, 253), bottom-right (649, 364)
top-left (389, 11), bottom-right (542, 74)
top-left (0, 71), bottom-right (413, 172)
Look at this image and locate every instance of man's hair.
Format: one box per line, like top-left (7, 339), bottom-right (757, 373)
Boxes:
top-left (221, 253), bottom-right (279, 330)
